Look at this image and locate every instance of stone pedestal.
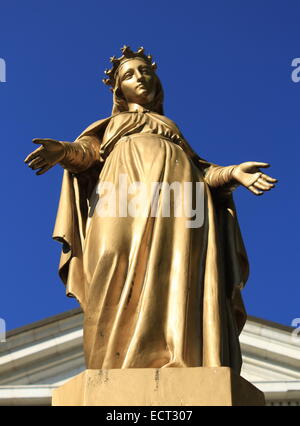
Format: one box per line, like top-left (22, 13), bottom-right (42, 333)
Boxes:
top-left (52, 367), bottom-right (265, 406)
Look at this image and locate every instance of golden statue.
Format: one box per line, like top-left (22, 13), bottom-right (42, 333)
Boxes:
top-left (24, 46), bottom-right (277, 374)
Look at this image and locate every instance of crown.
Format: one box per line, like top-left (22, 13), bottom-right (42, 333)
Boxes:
top-left (102, 45), bottom-right (157, 88)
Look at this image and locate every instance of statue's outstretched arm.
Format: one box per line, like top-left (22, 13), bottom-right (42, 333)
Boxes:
top-left (204, 164), bottom-right (240, 196)
top-left (24, 135), bottom-right (103, 175)
top-left (178, 137), bottom-right (277, 196)
top-left (204, 162), bottom-right (277, 196)
top-left (59, 136), bottom-right (103, 173)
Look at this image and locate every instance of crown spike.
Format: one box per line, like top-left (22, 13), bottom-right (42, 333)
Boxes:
top-left (121, 45), bottom-right (133, 57)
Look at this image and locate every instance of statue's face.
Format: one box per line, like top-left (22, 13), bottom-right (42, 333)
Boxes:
top-left (118, 59), bottom-right (157, 105)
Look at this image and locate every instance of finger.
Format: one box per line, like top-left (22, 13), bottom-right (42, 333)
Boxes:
top-left (245, 172), bottom-right (262, 187)
top-left (258, 177), bottom-right (275, 188)
top-left (24, 146), bottom-right (43, 163)
top-left (260, 173), bottom-right (278, 183)
top-left (32, 138), bottom-right (57, 145)
top-left (28, 157), bottom-right (44, 167)
top-left (253, 181), bottom-right (271, 191)
top-left (248, 185), bottom-right (263, 195)
top-left (30, 159), bottom-right (48, 170)
top-left (251, 162), bottom-right (270, 168)
top-left (36, 164), bottom-right (53, 175)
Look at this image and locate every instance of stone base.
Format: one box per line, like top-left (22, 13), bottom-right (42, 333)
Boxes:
top-left (52, 367), bottom-right (265, 406)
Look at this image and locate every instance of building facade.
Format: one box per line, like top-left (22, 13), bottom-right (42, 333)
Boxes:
top-left (0, 309), bottom-right (299, 406)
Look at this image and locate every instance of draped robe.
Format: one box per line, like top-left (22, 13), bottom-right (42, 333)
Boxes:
top-left (53, 111), bottom-right (249, 373)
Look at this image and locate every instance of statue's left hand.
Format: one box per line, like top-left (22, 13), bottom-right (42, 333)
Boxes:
top-left (233, 162), bottom-right (277, 195)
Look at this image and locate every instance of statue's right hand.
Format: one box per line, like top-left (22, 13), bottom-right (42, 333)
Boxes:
top-left (24, 138), bottom-right (66, 175)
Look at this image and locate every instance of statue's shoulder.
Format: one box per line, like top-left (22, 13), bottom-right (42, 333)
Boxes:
top-left (76, 116), bottom-right (112, 140)
top-left (150, 112), bottom-right (181, 133)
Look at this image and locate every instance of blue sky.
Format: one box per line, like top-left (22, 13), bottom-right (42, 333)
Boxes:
top-left (0, 0), bottom-right (299, 331)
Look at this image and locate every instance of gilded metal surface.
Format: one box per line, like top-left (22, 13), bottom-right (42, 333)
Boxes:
top-left (24, 47), bottom-right (277, 373)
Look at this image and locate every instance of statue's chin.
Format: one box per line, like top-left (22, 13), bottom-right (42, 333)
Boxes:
top-left (137, 93), bottom-right (155, 106)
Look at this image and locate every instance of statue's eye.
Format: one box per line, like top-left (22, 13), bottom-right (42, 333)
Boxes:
top-left (123, 72), bottom-right (133, 80)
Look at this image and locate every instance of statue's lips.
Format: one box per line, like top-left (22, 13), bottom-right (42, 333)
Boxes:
top-left (136, 84), bottom-right (148, 91)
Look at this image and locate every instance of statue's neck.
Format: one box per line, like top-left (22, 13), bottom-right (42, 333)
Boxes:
top-left (127, 102), bottom-right (150, 112)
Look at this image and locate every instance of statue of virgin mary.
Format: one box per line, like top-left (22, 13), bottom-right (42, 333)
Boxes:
top-left (24, 46), bottom-right (277, 374)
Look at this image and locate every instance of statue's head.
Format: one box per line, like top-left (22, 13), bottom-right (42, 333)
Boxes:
top-left (103, 46), bottom-right (163, 115)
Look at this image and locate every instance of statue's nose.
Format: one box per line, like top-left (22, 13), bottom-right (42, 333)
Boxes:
top-left (136, 71), bottom-right (144, 81)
